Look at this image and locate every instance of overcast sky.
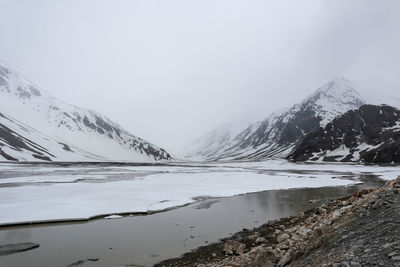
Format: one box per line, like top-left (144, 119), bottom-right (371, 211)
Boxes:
top-left (1, 0), bottom-right (399, 149)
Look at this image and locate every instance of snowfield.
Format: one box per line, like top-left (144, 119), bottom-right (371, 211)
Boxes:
top-left (0, 160), bottom-right (399, 226)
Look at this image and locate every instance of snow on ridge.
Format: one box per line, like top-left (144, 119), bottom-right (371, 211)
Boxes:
top-left (0, 111), bottom-right (103, 162)
top-left (0, 62), bottom-right (171, 162)
top-left (301, 77), bottom-right (365, 127)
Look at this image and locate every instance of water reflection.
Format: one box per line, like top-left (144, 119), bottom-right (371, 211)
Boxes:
top-left (0, 177), bottom-right (384, 267)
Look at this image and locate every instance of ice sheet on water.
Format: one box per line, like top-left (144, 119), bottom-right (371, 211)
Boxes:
top-left (0, 160), bottom-right (399, 225)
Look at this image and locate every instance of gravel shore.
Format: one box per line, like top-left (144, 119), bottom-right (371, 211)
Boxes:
top-left (155, 177), bottom-right (400, 267)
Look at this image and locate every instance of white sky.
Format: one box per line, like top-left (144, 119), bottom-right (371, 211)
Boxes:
top-left (1, 0), bottom-right (399, 149)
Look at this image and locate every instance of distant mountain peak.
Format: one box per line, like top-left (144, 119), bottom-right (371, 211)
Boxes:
top-left (306, 77), bottom-right (364, 104)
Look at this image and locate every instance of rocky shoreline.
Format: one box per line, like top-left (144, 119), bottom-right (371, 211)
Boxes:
top-left (155, 177), bottom-right (400, 267)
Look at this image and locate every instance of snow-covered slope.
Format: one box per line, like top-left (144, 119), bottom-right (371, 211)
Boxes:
top-left (0, 112), bottom-right (102, 161)
top-left (288, 105), bottom-right (400, 164)
top-left (184, 77), bottom-right (365, 161)
top-left (174, 119), bottom-right (253, 160)
top-left (0, 62), bottom-right (171, 162)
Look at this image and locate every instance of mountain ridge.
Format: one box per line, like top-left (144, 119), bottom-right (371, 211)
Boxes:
top-left (0, 62), bottom-right (171, 162)
top-left (178, 77), bottom-right (365, 161)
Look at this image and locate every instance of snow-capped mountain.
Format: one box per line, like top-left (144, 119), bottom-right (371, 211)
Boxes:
top-left (0, 62), bottom-right (171, 162)
top-left (288, 105), bottom-right (400, 164)
top-left (182, 77), bottom-right (365, 161)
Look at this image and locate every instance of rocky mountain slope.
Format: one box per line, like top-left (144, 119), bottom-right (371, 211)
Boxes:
top-left (0, 62), bottom-right (171, 162)
top-left (198, 77), bottom-right (365, 161)
top-left (288, 105), bottom-right (400, 164)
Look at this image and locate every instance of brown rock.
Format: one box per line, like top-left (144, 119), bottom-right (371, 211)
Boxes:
top-left (223, 240), bottom-right (246, 256)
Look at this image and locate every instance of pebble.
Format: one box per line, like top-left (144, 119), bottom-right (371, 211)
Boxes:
top-left (274, 229), bottom-right (282, 235)
top-left (393, 256), bottom-right (400, 261)
top-left (276, 233), bottom-right (290, 243)
top-left (372, 199), bottom-right (383, 209)
top-left (255, 237), bottom-right (265, 244)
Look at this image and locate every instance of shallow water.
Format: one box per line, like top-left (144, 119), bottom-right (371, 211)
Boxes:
top-left (0, 174), bottom-right (384, 267)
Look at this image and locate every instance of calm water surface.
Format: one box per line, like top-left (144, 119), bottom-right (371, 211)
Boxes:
top-left (0, 174), bottom-right (384, 267)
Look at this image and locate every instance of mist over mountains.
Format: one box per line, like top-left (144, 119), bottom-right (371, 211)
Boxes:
top-left (1, 62), bottom-right (399, 164)
top-left (177, 78), bottom-right (400, 162)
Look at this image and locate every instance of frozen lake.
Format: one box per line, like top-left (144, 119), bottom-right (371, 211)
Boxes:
top-left (1, 160), bottom-right (399, 226)
top-left (0, 160), bottom-right (399, 266)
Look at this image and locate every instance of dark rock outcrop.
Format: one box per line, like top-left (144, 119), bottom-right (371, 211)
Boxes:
top-left (288, 105), bottom-right (400, 164)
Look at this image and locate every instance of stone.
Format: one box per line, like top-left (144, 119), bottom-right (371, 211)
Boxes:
top-left (223, 240), bottom-right (246, 255)
top-left (224, 249), bottom-right (233, 256)
top-left (319, 207), bottom-right (327, 214)
top-left (331, 210), bottom-right (342, 222)
top-left (372, 199), bottom-right (383, 209)
top-left (349, 245), bottom-right (361, 252)
top-left (247, 234), bottom-right (259, 241)
top-left (383, 242), bottom-right (399, 249)
top-left (255, 237), bottom-right (266, 244)
top-left (277, 233), bottom-right (290, 243)
top-left (276, 241), bottom-right (289, 250)
top-left (291, 234), bottom-right (302, 241)
top-left (255, 246), bottom-right (280, 263)
top-left (277, 249), bottom-right (294, 267)
top-left (297, 226), bottom-right (312, 238)
top-left (274, 229), bottom-right (282, 235)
